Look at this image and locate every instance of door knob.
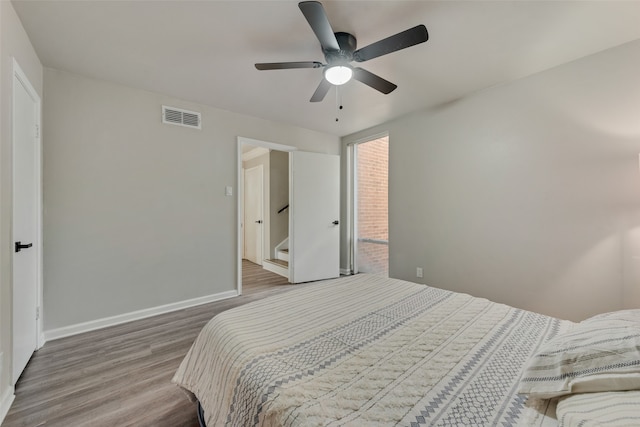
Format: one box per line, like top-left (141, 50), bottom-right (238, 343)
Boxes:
top-left (15, 241), bottom-right (33, 253)
top-left (333, 220), bottom-right (339, 225)
top-left (255, 220), bottom-right (263, 224)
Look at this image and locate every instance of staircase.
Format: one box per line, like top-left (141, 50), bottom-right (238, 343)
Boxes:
top-left (262, 239), bottom-right (289, 279)
top-left (276, 248), bottom-right (288, 262)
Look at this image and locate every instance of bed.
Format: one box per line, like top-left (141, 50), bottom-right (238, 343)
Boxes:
top-left (173, 274), bottom-right (640, 427)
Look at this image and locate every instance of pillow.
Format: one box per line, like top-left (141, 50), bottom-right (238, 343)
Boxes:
top-left (517, 309), bottom-right (640, 398)
top-left (556, 391), bottom-right (640, 427)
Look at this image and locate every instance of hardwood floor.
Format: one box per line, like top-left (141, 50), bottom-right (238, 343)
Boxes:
top-left (241, 259), bottom-right (290, 295)
top-left (3, 261), bottom-right (298, 427)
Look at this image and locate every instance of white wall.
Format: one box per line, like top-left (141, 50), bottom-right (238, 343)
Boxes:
top-left (344, 39), bottom-right (640, 322)
top-left (42, 68), bottom-right (339, 332)
top-left (0, 0), bottom-right (43, 418)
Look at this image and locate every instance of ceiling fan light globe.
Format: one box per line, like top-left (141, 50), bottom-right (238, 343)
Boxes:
top-left (325, 66), bottom-right (353, 85)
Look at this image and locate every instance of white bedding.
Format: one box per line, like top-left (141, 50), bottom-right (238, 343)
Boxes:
top-left (173, 274), bottom-right (570, 426)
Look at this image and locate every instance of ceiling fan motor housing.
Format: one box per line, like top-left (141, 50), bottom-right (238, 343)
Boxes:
top-left (324, 32), bottom-right (357, 65)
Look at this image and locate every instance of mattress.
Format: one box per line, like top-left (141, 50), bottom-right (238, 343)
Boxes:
top-left (173, 274), bottom-right (570, 426)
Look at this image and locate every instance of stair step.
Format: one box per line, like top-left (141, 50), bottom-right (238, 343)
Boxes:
top-left (276, 249), bottom-right (289, 262)
top-left (264, 258), bottom-right (288, 267)
top-left (262, 259), bottom-right (289, 279)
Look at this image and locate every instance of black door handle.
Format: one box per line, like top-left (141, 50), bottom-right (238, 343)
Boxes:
top-left (333, 220), bottom-right (339, 225)
top-left (255, 220), bottom-right (263, 224)
top-left (15, 241), bottom-right (33, 253)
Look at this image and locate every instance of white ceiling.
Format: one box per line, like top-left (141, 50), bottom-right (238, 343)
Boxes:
top-left (12, 0), bottom-right (640, 137)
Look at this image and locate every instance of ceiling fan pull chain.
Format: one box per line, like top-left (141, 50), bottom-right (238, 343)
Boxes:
top-left (335, 85), bottom-right (344, 122)
top-left (335, 85), bottom-right (339, 122)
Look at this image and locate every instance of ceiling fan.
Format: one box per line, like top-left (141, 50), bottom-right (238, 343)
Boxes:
top-left (255, 1), bottom-right (429, 102)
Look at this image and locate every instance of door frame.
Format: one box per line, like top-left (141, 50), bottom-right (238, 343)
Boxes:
top-left (346, 131), bottom-right (388, 275)
top-left (236, 137), bottom-right (296, 295)
top-left (12, 58), bottom-right (45, 368)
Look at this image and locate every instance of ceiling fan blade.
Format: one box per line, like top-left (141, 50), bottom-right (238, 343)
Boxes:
top-left (353, 25), bottom-right (428, 62)
top-left (255, 61), bottom-right (323, 70)
top-left (353, 68), bottom-right (397, 94)
top-left (299, 1), bottom-right (340, 52)
top-left (310, 78), bottom-right (331, 102)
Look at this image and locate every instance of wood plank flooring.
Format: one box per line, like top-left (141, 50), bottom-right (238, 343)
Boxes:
top-left (241, 259), bottom-right (290, 295)
top-left (3, 261), bottom-right (300, 427)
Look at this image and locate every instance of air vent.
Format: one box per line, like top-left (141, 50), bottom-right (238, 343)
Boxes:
top-left (162, 106), bottom-right (201, 129)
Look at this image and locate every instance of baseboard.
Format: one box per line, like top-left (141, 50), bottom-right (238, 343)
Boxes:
top-left (0, 386), bottom-right (15, 425)
top-left (38, 333), bottom-right (46, 350)
top-left (44, 290), bottom-right (238, 342)
top-left (340, 268), bottom-right (352, 276)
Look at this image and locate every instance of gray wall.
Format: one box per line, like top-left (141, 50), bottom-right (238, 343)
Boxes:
top-left (269, 150), bottom-right (289, 258)
top-left (43, 68), bottom-right (339, 331)
top-left (343, 40), bottom-right (640, 322)
top-left (0, 0), bottom-right (43, 408)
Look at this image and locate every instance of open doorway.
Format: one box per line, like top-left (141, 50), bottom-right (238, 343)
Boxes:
top-left (351, 135), bottom-right (389, 276)
top-left (237, 137), bottom-right (341, 294)
top-left (238, 138), bottom-right (296, 295)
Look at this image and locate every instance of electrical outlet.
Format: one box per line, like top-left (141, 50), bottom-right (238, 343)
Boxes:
top-left (416, 267), bottom-right (423, 278)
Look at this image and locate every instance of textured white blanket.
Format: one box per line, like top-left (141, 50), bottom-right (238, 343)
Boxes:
top-left (173, 274), bottom-right (569, 426)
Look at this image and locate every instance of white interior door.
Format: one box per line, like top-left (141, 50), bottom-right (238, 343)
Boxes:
top-left (244, 165), bottom-right (263, 265)
top-left (12, 62), bottom-right (41, 383)
top-left (289, 151), bottom-right (340, 283)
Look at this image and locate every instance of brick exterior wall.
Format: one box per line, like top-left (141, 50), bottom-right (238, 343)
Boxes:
top-left (356, 136), bottom-right (389, 275)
